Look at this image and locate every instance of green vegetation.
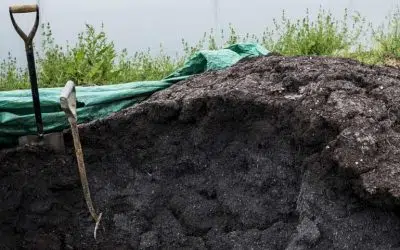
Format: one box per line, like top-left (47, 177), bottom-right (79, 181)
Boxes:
top-left (262, 8), bottom-right (365, 56)
top-left (1, 7), bottom-right (400, 91)
top-left (370, 7), bottom-right (400, 66)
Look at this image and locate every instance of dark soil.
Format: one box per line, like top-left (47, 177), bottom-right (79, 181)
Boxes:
top-left (2, 55), bottom-right (400, 249)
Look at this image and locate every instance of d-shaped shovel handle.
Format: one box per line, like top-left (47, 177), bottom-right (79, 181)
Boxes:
top-left (9, 4), bottom-right (39, 45)
top-left (60, 81), bottom-right (77, 121)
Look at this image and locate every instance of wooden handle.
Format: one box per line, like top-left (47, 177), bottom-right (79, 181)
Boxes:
top-left (9, 4), bottom-right (38, 13)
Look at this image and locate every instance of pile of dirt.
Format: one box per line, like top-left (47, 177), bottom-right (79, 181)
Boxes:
top-left (2, 55), bottom-right (400, 249)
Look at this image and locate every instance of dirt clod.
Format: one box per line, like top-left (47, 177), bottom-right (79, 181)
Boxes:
top-left (2, 55), bottom-right (400, 249)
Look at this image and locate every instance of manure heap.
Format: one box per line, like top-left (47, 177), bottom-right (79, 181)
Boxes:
top-left (2, 55), bottom-right (400, 249)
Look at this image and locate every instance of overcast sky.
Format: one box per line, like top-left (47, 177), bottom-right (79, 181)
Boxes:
top-left (1, 0), bottom-right (399, 66)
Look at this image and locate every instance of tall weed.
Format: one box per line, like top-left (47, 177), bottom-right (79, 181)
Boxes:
top-left (263, 8), bottom-right (365, 56)
top-left (0, 53), bottom-right (28, 90)
top-left (373, 7), bottom-right (400, 60)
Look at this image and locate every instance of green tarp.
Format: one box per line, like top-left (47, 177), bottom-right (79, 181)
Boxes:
top-left (0, 43), bottom-right (269, 147)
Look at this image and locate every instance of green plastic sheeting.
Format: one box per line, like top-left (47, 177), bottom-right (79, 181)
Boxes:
top-left (0, 43), bottom-right (269, 147)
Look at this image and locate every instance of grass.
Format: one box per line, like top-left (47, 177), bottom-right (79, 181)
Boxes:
top-left (1, 7), bottom-right (400, 91)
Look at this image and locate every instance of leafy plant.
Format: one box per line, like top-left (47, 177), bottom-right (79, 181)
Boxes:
top-left (372, 7), bottom-right (400, 59)
top-left (37, 23), bottom-right (119, 86)
top-left (36, 23), bottom-right (183, 87)
top-left (263, 8), bottom-right (365, 56)
top-left (0, 52), bottom-right (28, 90)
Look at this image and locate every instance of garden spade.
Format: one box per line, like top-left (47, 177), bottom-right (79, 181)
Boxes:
top-left (9, 4), bottom-right (65, 152)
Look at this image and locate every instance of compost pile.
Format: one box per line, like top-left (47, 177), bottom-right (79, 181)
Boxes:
top-left (2, 55), bottom-right (400, 249)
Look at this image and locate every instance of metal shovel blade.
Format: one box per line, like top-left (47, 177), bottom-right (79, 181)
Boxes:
top-left (18, 133), bottom-right (65, 152)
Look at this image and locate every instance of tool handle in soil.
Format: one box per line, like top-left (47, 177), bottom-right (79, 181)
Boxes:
top-left (60, 81), bottom-right (103, 239)
top-left (9, 4), bottom-right (39, 43)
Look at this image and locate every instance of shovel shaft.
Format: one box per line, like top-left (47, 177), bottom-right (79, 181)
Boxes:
top-left (26, 46), bottom-right (43, 136)
top-left (69, 118), bottom-right (99, 221)
top-left (60, 81), bottom-right (102, 239)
